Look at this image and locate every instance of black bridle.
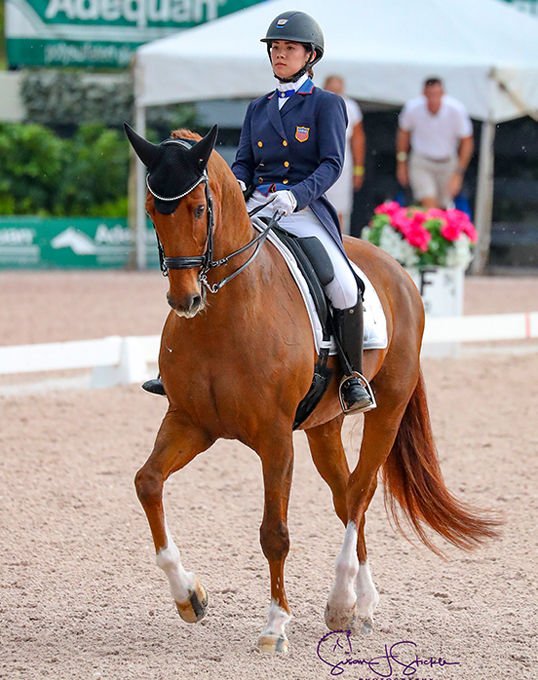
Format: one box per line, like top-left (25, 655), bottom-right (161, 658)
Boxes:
top-left (151, 173), bottom-right (277, 295)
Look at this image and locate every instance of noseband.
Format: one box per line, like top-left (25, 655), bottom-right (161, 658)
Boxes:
top-left (149, 169), bottom-right (275, 295)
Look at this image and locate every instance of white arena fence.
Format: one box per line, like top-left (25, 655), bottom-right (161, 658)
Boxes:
top-left (0, 312), bottom-right (537, 389)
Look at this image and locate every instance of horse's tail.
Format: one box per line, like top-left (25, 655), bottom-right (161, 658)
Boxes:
top-left (381, 370), bottom-right (501, 556)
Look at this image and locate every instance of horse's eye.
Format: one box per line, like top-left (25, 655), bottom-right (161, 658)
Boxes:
top-left (195, 205), bottom-right (205, 219)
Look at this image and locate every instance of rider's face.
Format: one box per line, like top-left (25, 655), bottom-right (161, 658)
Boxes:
top-left (270, 40), bottom-right (312, 79)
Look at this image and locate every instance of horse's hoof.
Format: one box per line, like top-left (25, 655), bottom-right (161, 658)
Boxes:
top-left (175, 577), bottom-right (208, 623)
top-left (359, 616), bottom-right (374, 635)
top-left (324, 602), bottom-right (357, 631)
top-left (257, 633), bottom-right (288, 654)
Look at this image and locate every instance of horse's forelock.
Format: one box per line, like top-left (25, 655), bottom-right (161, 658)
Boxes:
top-left (171, 129), bottom-right (201, 141)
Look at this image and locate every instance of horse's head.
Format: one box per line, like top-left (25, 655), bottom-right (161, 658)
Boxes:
top-left (125, 123), bottom-right (219, 319)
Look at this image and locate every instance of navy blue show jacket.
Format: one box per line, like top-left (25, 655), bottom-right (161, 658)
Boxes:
top-left (231, 78), bottom-right (348, 255)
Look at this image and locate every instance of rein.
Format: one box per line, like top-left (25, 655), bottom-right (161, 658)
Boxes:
top-left (152, 176), bottom-right (277, 295)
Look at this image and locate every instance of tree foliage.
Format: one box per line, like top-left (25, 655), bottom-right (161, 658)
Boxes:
top-left (1, 70), bottom-right (199, 216)
top-left (21, 70), bottom-right (197, 135)
top-left (0, 122), bottom-right (129, 216)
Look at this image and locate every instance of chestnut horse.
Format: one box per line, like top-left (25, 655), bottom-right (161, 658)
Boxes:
top-left (128, 126), bottom-right (498, 654)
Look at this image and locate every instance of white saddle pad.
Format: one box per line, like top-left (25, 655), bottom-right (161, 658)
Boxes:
top-left (256, 221), bottom-right (388, 355)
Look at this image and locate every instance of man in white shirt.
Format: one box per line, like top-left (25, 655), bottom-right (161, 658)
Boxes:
top-left (396, 77), bottom-right (474, 209)
top-left (324, 75), bottom-right (365, 234)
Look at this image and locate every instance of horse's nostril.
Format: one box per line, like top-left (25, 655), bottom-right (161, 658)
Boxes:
top-left (190, 295), bottom-right (202, 311)
top-left (167, 291), bottom-right (202, 315)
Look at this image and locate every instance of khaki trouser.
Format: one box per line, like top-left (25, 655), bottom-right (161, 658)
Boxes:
top-left (409, 152), bottom-right (459, 208)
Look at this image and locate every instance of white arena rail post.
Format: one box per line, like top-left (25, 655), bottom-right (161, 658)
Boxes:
top-left (90, 336), bottom-right (152, 389)
top-left (0, 335), bottom-right (161, 391)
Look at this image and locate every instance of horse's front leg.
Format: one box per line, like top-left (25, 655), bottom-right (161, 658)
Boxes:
top-left (135, 410), bottom-right (214, 623)
top-left (256, 432), bottom-right (294, 654)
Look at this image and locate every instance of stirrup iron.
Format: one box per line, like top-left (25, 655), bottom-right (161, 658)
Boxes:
top-left (338, 371), bottom-right (377, 415)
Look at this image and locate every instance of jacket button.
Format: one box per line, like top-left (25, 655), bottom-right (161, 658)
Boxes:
top-left (258, 177), bottom-right (263, 183)
top-left (282, 140), bottom-right (288, 146)
top-left (283, 179), bottom-right (289, 184)
top-left (257, 141), bottom-right (263, 147)
top-left (284, 161), bottom-right (289, 167)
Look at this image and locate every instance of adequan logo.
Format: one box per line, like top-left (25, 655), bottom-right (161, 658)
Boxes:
top-left (41, 0), bottom-right (223, 28)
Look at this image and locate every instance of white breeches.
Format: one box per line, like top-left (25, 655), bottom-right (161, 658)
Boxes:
top-left (247, 192), bottom-right (358, 310)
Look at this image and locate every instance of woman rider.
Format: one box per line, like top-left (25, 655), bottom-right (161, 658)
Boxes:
top-left (231, 10), bottom-right (375, 415)
top-left (142, 10), bottom-right (375, 414)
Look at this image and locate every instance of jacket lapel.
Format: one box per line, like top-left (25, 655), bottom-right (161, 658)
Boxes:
top-left (266, 92), bottom-right (287, 140)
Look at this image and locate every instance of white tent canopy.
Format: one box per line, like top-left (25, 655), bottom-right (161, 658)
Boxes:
top-left (133, 0), bottom-right (538, 270)
top-left (136, 0), bottom-right (538, 122)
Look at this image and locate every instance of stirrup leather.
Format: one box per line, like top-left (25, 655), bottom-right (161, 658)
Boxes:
top-left (338, 371), bottom-right (377, 415)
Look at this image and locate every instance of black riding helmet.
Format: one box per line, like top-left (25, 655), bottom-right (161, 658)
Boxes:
top-left (261, 11), bottom-right (324, 83)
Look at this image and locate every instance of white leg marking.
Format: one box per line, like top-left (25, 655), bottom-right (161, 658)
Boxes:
top-left (258, 600), bottom-right (292, 653)
top-left (261, 600), bottom-right (292, 639)
top-left (355, 559), bottom-right (380, 620)
top-left (325, 521), bottom-right (360, 630)
top-left (155, 522), bottom-right (195, 602)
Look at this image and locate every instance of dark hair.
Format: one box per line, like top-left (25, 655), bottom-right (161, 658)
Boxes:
top-left (424, 76), bottom-right (443, 88)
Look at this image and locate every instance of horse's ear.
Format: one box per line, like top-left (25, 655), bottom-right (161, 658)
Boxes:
top-left (190, 125), bottom-right (218, 172)
top-left (124, 123), bottom-right (160, 169)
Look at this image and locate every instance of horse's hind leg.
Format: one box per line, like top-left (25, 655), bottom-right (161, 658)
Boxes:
top-left (255, 430), bottom-right (295, 654)
top-left (135, 410), bottom-right (214, 623)
top-left (306, 416), bottom-right (360, 630)
top-left (305, 414), bottom-right (350, 527)
top-left (327, 377), bottom-right (417, 634)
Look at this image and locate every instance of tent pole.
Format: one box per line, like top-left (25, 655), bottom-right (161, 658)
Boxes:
top-left (470, 119), bottom-right (496, 275)
top-left (135, 103), bottom-right (147, 271)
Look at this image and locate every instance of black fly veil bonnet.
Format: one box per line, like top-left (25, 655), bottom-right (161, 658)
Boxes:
top-left (124, 123), bottom-right (218, 215)
top-left (124, 122), bottom-right (274, 291)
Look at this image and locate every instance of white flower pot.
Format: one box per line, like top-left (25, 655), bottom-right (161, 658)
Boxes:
top-left (406, 267), bottom-right (464, 357)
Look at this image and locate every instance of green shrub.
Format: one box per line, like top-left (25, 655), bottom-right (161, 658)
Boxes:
top-left (0, 122), bottom-right (129, 216)
top-left (21, 70), bottom-right (198, 133)
top-left (0, 123), bottom-right (66, 215)
top-left (55, 123), bottom-right (129, 216)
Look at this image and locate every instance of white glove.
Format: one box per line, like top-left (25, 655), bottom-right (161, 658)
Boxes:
top-left (269, 190), bottom-right (297, 217)
top-left (237, 179), bottom-right (247, 192)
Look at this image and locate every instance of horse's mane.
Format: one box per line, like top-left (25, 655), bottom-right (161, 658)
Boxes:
top-left (171, 128), bottom-right (200, 142)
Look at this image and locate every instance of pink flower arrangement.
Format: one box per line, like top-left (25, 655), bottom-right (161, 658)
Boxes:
top-left (363, 203), bottom-right (478, 269)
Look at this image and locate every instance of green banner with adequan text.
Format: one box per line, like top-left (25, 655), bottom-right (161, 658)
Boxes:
top-left (6, 0), bottom-right (270, 68)
top-left (0, 217), bottom-right (161, 269)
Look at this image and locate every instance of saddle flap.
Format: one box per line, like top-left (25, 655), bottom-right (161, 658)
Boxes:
top-left (271, 227), bottom-right (331, 338)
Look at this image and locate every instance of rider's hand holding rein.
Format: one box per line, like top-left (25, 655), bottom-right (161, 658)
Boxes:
top-left (269, 190), bottom-right (297, 217)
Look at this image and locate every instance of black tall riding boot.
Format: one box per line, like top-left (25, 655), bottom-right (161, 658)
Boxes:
top-left (333, 294), bottom-right (376, 415)
top-left (142, 375), bottom-right (166, 396)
